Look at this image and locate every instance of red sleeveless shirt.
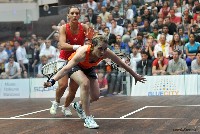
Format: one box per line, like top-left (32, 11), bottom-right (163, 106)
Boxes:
top-left (68, 45), bottom-right (103, 69)
top-left (59, 22), bottom-right (85, 60)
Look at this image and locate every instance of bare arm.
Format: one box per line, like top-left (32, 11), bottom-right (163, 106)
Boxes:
top-left (103, 49), bottom-right (146, 84)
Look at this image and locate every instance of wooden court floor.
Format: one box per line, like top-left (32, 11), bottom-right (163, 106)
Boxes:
top-left (1, 95), bottom-right (200, 134)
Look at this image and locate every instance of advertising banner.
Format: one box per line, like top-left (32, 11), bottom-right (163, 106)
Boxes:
top-left (30, 78), bottom-right (80, 98)
top-left (0, 79), bottom-right (29, 99)
top-left (131, 75), bottom-right (188, 96)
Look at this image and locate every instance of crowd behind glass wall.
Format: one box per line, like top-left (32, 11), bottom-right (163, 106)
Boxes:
top-left (0, 0), bottom-right (200, 95)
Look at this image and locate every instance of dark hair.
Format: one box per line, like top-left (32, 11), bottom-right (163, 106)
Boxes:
top-left (67, 6), bottom-right (80, 14)
top-left (141, 50), bottom-right (149, 56)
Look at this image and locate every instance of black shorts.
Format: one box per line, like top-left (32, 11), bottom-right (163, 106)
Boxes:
top-left (68, 65), bottom-right (97, 79)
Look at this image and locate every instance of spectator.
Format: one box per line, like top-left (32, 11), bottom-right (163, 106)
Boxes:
top-left (94, 16), bottom-right (102, 30)
top-left (157, 24), bottom-right (173, 44)
top-left (87, 0), bottom-right (97, 11)
top-left (0, 43), bottom-right (8, 74)
top-left (159, 1), bottom-right (170, 18)
top-left (0, 72), bottom-right (8, 79)
top-left (85, 8), bottom-right (97, 25)
top-left (39, 39), bottom-right (56, 63)
top-left (15, 40), bottom-right (29, 77)
top-left (5, 41), bottom-right (14, 60)
top-left (137, 50), bottom-right (152, 76)
top-left (152, 51), bottom-right (168, 75)
top-left (31, 42), bottom-right (40, 77)
top-left (169, 8), bottom-right (181, 25)
top-left (37, 55), bottom-right (48, 78)
top-left (103, 27), bottom-right (116, 49)
top-left (98, 6), bottom-right (110, 23)
top-left (13, 31), bottom-right (22, 42)
top-left (51, 32), bottom-right (59, 48)
top-left (110, 19), bottom-right (124, 36)
top-left (163, 16), bottom-right (177, 35)
top-left (178, 27), bottom-right (189, 44)
top-left (185, 33), bottom-right (200, 67)
top-left (167, 50), bottom-right (188, 75)
top-left (191, 50), bottom-right (200, 74)
top-left (170, 33), bottom-right (185, 57)
top-left (143, 38), bottom-right (154, 60)
top-left (154, 34), bottom-right (170, 58)
top-left (5, 56), bottom-right (21, 79)
top-left (97, 69), bottom-right (108, 96)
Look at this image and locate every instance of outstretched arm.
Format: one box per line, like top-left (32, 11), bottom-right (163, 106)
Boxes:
top-left (104, 49), bottom-right (146, 85)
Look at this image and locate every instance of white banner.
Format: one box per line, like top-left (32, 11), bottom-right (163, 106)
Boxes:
top-left (184, 74), bottom-right (198, 95)
top-left (131, 75), bottom-right (187, 96)
top-left (30, 78), bottom-right (80, 98)
top-left (0, 79), bottom-right (29, 99)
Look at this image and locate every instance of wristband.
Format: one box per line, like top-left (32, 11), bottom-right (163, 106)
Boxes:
top-left (48, 79), bottom-right (56, 86)
top-left (73, 45), bottom-right (81, 50)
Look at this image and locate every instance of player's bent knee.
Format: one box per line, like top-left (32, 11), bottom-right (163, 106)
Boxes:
top-left (81, 80), bottom-right (90, 90)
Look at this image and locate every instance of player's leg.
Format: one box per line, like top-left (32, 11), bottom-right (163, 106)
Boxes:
top-left (50, 75), bottom-right (68, 115)
top-left (61, 79), bottom-right (79, 116)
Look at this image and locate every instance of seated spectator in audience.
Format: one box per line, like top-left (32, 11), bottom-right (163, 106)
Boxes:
top-left (0, 72), bottom-right (8, 79)
top-left (178, 27), bottom-right (189, 44)
top-left (130, 22), bottom-right (139, 39)
top-left (185, 33), bottom-right (200, 68)
top-left (39, 39), bottom-right (56, 63)
top-left (116, 35), bottom-right (130, 55)
top-left (191, 50), bottom-right (200, 74)
top-left (37, 55), bottom-right (48, 78)
top-left (163, 17), bottom-right (177, 35)
top-left (159, 1), bottom-right (170, 18)
top-left (157, 24), bottom-right (173, 44)
top-left (169, 33), bottom-right (185, 59)
top-left (98, 6), bottom-right (110, 23)
top-left (150, 26), bottom-right (159, 40)
top-left (5, 41), bottom-right (14, 61)
top-left (139, 19), bottom-right (152, 37)
top-left (97, 69), bottom-right (108, 96)
top-left (15, 40), bottom-right (29, 78)
top-left (137, 51), bottom-right (152, 76)
top-left (154, 34), bottom-right (170, 59)
top-left (86, 8), bottom-right (97, 25)
top-left (167, 50), bottom-right (188, 75)
top-left (130, 45), bottom-right (142, 63)
top-left (131, 32), bottom-right (144, 50)
top-left (112, 5), bottom-right (121, 21)
top-left (5, 56), bottom-right (21, 79)
top-left (103, 27), bottom-right (116, 49)
top-left (110, 19), bottom-right (124, 36)
top-left (94, 16), bottom-right (102, 30)
top-left (152, 51), bottom-right (168, 75)
top-left (0, 43), bottom-right (8, 74)
top-left (143, 38), bottom-right (155, 60)
top-left (169, 8), bottom-right (181, 25)
top-left (13, 31), bottom-right (23, 42)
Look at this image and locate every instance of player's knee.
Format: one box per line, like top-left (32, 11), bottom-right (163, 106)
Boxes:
top-left (81, 79), bottom-right (90, 90)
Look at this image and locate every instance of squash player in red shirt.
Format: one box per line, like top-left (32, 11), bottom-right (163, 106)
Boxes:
top-left (45, 35), bottom-right (146, 129)
top-left (50, 6), bottom-right (90, 117)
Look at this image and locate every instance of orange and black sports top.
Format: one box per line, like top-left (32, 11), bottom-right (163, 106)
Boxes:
top-left (68, 45), bottom-right (103, 69)
top-left (59, 22), bottom-right (85, 60)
